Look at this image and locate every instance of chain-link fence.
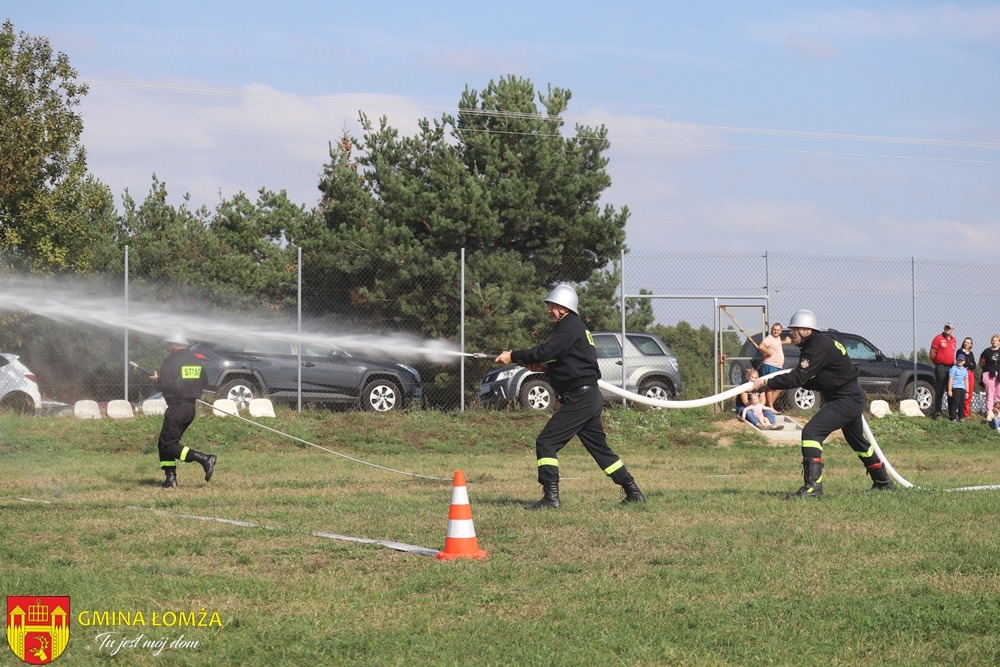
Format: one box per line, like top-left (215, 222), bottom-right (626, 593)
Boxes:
top-left (2, 249), bottom-right (1000, 414)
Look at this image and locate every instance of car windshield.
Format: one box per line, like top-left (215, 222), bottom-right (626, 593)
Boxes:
top-left (626, 335), bottom-right (665, 356)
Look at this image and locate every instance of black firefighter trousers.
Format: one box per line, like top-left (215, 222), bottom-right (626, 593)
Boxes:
top-left (800, 381), bottom-right (882, 474)
top-left (534, 386), bottom-right (634, 487)
top-left (158, 400), bottom-right (197, 469)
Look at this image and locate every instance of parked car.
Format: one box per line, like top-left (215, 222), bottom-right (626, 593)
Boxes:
top-left (191, 340), bottom-right (423, 412)
top-left (478, 331), bottom-right (682, 412)
top-left (729, 331), bottom-right (936, 413)
top-left (0, 353), bottom-right (42, 416)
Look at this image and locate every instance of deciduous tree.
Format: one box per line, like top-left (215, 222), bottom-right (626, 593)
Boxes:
top-left (0, 20), bottom-right (95, 273)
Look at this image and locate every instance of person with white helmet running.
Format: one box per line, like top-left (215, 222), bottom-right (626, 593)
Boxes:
top-left (749, 310), bottom-right (894, 497)
top-left (495, 284), bottom-right (646, 508)
top-left (149, 331), bottom-right (216, 489)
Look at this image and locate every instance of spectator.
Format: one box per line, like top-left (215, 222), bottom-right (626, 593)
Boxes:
top-left (948, 354), bottom-right (970, 423)
top-left (735, 369), bottom-right (783, 430)
top-left (958, 337), bottom-right (976, 419)
top-left (988, 401), bottom-right (1000, 432)
top-left (979, 335), bottom-right (1000, 416)
top-left (930, 323), bottom-right (957, 419)
top-left (758, 323), bottom-right (792, 413)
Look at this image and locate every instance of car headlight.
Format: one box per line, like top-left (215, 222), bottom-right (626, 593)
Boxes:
top-left (667, 356), bottom-right (679, 372)
top-left (494, 368), bottom-right (519, 382)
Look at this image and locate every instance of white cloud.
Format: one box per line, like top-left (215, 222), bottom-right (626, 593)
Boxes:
top-left (750, 6), bottom-right (1000, 44)
top-left (423, 46), bottom-right (544, 74)
top-left (80, 79), bottom-right (429, 209)
top-left (584, 108), bottom-right (730, 162)
top-left (875, 214), bottom-right (1000, 254)
top-left (784, 33), bottom-right (842, 59)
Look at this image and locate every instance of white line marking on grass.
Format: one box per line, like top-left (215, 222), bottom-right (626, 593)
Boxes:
top-left (944, 485), bottom-right (1000, 492)
top-left (0, 496), bottom-right (439, 557)
top-left (125, 506), bottom-right (441, 557)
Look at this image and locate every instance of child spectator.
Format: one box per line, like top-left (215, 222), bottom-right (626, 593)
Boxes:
top-left (959, 337), bottom-right (976, 418)
top-left (988, 402), bottom-right (1000, 432)
top-left (948, 354), bottom-right (970, 423)
top-left (735, 370), bottom-right (783, 430)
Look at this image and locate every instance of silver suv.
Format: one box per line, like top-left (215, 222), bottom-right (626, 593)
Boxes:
top-left (478, 331), bottom-right (681, 412)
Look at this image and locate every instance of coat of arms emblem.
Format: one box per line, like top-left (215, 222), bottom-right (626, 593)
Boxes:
top-left (7, 597), bottom-right (70, 664)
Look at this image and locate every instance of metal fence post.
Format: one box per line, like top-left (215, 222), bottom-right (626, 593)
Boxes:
top-left (714, 297), bottom-right (719, 412)
top-left (912, 256), bottom-right (917, 402)
top-left (124, 244), bottom-right (129, 401)
top-left (460, 247), bottom-right (465, 412)
top-left (620, 249), bottom-right (627, 406)
top-left (297, 246), bottom-right (302, 413)
top-left (765, 249), bottom-right (770, 325)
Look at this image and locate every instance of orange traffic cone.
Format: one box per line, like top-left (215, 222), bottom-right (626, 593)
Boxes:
top-left (437, 470), bottom-right (488, 560)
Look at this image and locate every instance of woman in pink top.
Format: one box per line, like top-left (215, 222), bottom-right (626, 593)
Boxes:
top-left (758, 322), bottom-right (791, 413)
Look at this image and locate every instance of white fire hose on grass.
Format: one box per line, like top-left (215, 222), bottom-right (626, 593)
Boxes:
top-left (595, 368), bottom-right (933, 487)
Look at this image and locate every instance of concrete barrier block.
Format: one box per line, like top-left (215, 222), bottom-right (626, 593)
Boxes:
top-left (869, 399), bottom-right (892, 418)
top-left (248, 398), bottom-right (275, 418)
top-left (106, 399), bottom-right (135, 419)
top-left (213, 399), bottom-right (239, 417)
top-left (141, 397), bottom-right (167, 416)
top-left (73, 400), bottom-right (102, 419)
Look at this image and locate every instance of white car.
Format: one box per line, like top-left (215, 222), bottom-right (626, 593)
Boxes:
top-left (0, 353), bottom-right (42, 416)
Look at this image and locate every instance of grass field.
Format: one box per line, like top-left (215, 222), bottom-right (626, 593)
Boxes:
top-left (2, 404), bottom-right (1000, 666)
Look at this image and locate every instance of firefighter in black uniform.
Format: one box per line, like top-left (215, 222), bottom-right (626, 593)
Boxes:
top-left (496, 284), bottom-right (646, 509)
top-left (150, 331), bottom-right (216, 489)
top-left (749, 310), bottom-right (894, 497)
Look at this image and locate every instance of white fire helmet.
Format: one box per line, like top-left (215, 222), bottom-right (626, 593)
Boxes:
top-left (162, 330), bottom-right (190, 346)
top-left (545, 284), bottom-right (579, 314)
top-left (788, 310), bottom-right (819, 330)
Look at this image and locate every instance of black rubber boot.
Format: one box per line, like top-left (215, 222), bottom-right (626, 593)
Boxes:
top-left (866, 463), bottom-right (895, 491)
top-left (619, 479), bottom-right (647, 505)
top-left (788, 458), bottom-right (823, 498)
top-left (186, 451), bottom-right (217, 482)
top-left (527, 481), bottom-right (560, 509)
top-left (161, 468), bottom-right (178, 489)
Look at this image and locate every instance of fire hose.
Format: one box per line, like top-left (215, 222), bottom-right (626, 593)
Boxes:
top-left (595, 368), bottom-right (921, 488)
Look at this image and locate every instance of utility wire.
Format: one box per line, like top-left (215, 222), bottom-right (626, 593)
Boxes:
top-left (85, 78), bottom-right (1000, 151)
top-left (81, 98), bottom-right (1000, 166)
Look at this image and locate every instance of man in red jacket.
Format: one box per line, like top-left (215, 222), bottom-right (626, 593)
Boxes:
top-left (929, 323), bottom-right (957, 419)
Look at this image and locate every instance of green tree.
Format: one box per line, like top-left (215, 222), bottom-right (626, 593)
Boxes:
top-left (0, 20), bottom-right (98, 273)
top-left (288, 76), bottom-right (630, 355)
top-left (103, 176), bottom-right (305, 316)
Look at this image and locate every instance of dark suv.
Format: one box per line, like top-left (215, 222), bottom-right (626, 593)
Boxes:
top-left (729, 331), bottom-right (936, 413)
top-left (478, 331), bottom-right (681, 412)
top-left (192, 340), bottom-right (423, 412)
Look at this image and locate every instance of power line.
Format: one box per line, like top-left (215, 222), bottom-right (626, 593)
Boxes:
top-left (81, 98), bottom-right (1000, 166)
top-left (85, 78), bottom-right (1000, 151)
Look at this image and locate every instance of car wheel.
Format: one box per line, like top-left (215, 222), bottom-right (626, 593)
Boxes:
top-left (639, 380), bottom-right (674, 403)
top-left (361, 380), bottom-right (399, 412)
top-left (519, 379), bottom-right (555, 412)
top-left (218, 379), bottom-right (259, 410)
top-left (905, 380), bottom-right (936, 413)
top-left (729, 362), bottom-right (746, 387)
top-left (0, 392), bottom-right (36, 416)
top-left (792, 387), bottom-right (820, 411)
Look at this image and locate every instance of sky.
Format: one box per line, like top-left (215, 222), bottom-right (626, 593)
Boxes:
top-left (6, 2), bottom-right (1000, 264)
